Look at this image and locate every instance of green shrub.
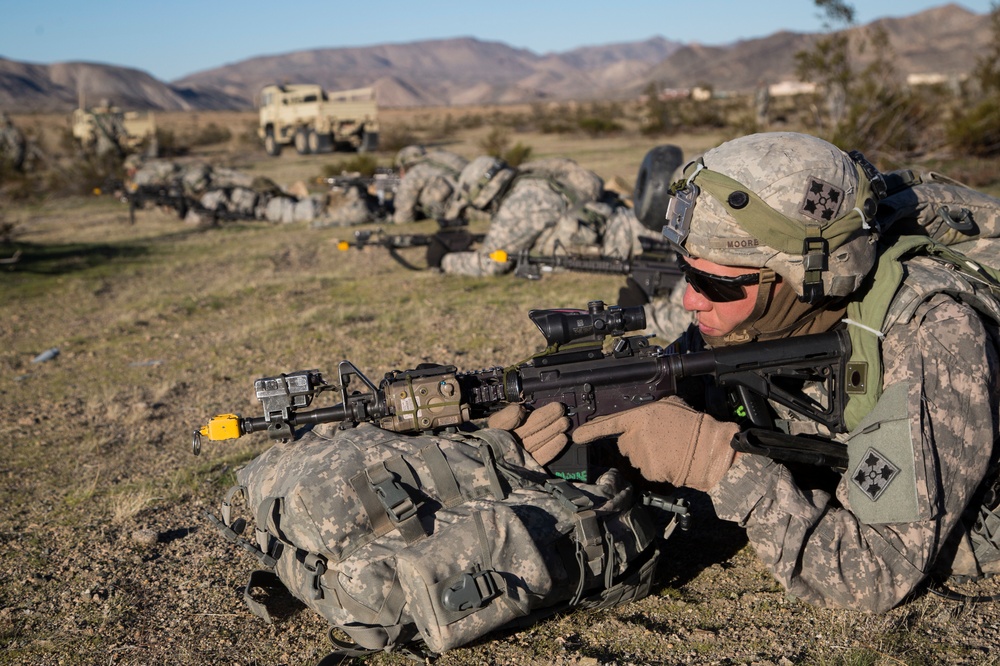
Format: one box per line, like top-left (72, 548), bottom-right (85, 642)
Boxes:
top-left (188, 122), bottom-right (232, 147)
top-left (502, 142), bottom-right (533, 167)
top-left (946, 98), bottom-right (1000, 157)
top-left (577, 116), bottom-right (623, 136)
top-left (321, 154), bottom-right (381, 178)
top-left (479, 126), bottom-right (510, 158)
top-left (378, 124), bottom-right (420, 154)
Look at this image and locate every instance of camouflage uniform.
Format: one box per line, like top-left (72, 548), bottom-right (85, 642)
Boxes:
top-left (711, 270), bottom-right (1000, 611)
top-left (312, 186), bottom-right (375, 227)
top-left (392, 147), bottom-right (468, 224)
top-left (0, 111), bottom-right (27, 172)
top-left (643, 280), bottom-right (692, 343)
top-left (127, 158), bottom-right (305, 224)
top-left (441, 156), bottom-right (610, 277)
top-left (442, 175), bottom-right (570, 277)
top-left (641, 132), bottom-right (1000, 611)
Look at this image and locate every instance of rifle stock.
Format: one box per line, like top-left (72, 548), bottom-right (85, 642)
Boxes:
top-left (195, 301), bottom-right (856, 480)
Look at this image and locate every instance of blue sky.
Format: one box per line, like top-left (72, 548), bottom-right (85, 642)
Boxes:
top-left (0, 1), bottom-right (994, 82)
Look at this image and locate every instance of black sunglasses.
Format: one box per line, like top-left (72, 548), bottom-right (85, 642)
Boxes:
top-left (677, 256), bottom-right (761, 303)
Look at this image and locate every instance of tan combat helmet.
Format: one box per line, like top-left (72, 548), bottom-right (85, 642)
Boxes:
top-left (395, 145), bottom-right (428, 170)
top-left (445, 156), bottom-right (516, 218)
top-left (661, 132), bottom-right (885, 304)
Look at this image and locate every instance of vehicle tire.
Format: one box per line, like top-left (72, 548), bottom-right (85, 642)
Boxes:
top-left (294, 128), bottom-right (310, 155)
top-left (359, 131), bottom-right (379, 153)
top-left (308, 130), bottom-right (332, 154)
top-left (264, 129), bottom-right (281, 157)
top-left (633, 144), bottom-right (684, 231)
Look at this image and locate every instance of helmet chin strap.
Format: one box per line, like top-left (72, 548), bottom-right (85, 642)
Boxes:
top-left (703, 268), bottom-right (777, 346)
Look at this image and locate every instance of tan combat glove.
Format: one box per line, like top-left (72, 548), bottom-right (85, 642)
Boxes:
top-left (572, 396), bottom-right (739, 491)
top-left (487, 402), bottom-right (571, 466)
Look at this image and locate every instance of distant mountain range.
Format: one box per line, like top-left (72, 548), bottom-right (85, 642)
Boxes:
top-left (0, 3), bottom-right (990, 113)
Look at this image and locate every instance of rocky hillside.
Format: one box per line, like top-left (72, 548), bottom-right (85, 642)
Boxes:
top-left (0, 3), bottom-right (990, 112)
top-left (637, 3), bottom-right (989, 93)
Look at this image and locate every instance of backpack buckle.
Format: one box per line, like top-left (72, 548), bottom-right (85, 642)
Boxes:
top-left (441, 569), bottom-right (500, 613)
top-left (367, 466), bottom-right (418, 523)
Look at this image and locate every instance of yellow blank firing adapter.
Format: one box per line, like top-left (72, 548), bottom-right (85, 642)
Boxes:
top-left (191, 413), bottom-right (243, 455)
top-left (337, 240), bottom-right (351, 251)
top-left (489, 249), bottom-right (508, 263)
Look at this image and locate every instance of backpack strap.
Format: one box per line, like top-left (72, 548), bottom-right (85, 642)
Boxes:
top-left (418, 442), bottom-right (463, 507)
top-left (357, 459), bottom-right (428, 544)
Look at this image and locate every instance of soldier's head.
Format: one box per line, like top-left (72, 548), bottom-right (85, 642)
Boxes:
top-left (445, 156), bottom-right (515, 218)
top-left (638, 132), bottom-right (884, 343)
top-left (395, 145), bottom-right (427, 171)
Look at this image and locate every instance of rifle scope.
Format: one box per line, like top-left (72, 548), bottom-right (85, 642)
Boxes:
top-left (528, 300), bottom-right (646, 346)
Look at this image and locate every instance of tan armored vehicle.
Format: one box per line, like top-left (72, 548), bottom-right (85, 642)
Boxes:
top-left (72, 102), bottom-right (157, 156)
top-left (257, 84), bottom-right (379, 156)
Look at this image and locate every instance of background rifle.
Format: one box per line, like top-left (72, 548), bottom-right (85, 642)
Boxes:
top-left (124, 181), bottom-right (191, 224)
top-left (501, 237), bottom-right (681, 302)
top-left (194, 300), bottom-right (856, 480)
top-left (326, 167), bottom-right (400, 221)
top-left (337, 218), bottom-right (486, 270)
top-left (121, 181), bottom-right (267, 225)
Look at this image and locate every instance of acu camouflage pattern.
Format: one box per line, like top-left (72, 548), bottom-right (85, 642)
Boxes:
top-left (441, 159), bottom-right (616, 277)
top-left (0, 112), bottom-right (27, 172)
top-left (128, 158), bottom-right (331, 225)
top-left (709, 255), bottom-right (1000, 612)
top-left (684, 133), bottom-right (877, 300)
top-left (221, 421), bottom-right (661, 656)
top-left (392, 149), bottom-right (468, 224)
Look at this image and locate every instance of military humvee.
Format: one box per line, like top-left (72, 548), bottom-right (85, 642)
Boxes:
top-left (257, 84), bottom-right (379, 156)
top-left (72, 104), bottom-right (157, 156)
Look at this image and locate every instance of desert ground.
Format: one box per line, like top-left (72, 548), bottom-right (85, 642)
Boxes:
top-left (4, 104), bottom-right (1000, 666)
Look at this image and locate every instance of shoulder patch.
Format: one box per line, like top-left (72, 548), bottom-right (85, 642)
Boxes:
top-left (801, 177), bottom-right (845, 222)
top-left (851, 447), bottom-right (900, 501)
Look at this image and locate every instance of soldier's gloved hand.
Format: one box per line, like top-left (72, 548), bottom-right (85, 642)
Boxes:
top-left (572, 396), bottom-right (739, 491)
top-left (487, 403), bottom-right (571, 466)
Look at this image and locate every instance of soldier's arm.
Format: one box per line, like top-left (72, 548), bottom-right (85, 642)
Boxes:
top-left (391, 171), bottom-right (425, 224)
top-left (710, 296), bottom-right (998, 612)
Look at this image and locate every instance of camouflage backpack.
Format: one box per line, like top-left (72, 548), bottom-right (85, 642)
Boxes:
top-left (518, 157), bottom-right (604, 207)
top-left (208, 421), bottom-right (683, 661)
top-left (877, 168), bottom-right (1000, 271)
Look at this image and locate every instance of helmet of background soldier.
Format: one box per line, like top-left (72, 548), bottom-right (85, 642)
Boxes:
top-left (445, 155), bottom-right (516, 218)
top-left (395, 145), bottom-right (428, 170)
top-left (654, 132), bottom-right (883, 304)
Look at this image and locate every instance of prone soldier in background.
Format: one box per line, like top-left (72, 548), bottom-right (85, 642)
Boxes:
top-left (125, 156), bottom-right (325, 225)
top-left (0, 111), bottom-right (27, 173)
top-left (440, 155), bottom-right (621, 277)
top-left (392, 145), bottom-right (468, 224)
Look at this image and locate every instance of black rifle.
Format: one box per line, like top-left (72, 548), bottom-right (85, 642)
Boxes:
top-left (326, 168), bottom-right (400, 222)
top-left (338, 219), bottom-right (486, 270)
top-left (123, 181), bottom-right (191, 224)
top-left (509, 237), bottom-right (682, 303)
top-left (194, 301), bottom-right (856, 480)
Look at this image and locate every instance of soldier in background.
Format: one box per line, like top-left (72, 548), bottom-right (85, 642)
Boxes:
top-left (754, 80), bottom-right (771, 128)
top-left (440, 155), bottom-right (612, 277)
top-left (392, 145), bottom-right (468, 224)
top-left (89, 99), bottom-right (129, 158)
top-left (0, 111), bottom-right (27, 173)
top-left (125, 156), bottom-right (325, 225)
